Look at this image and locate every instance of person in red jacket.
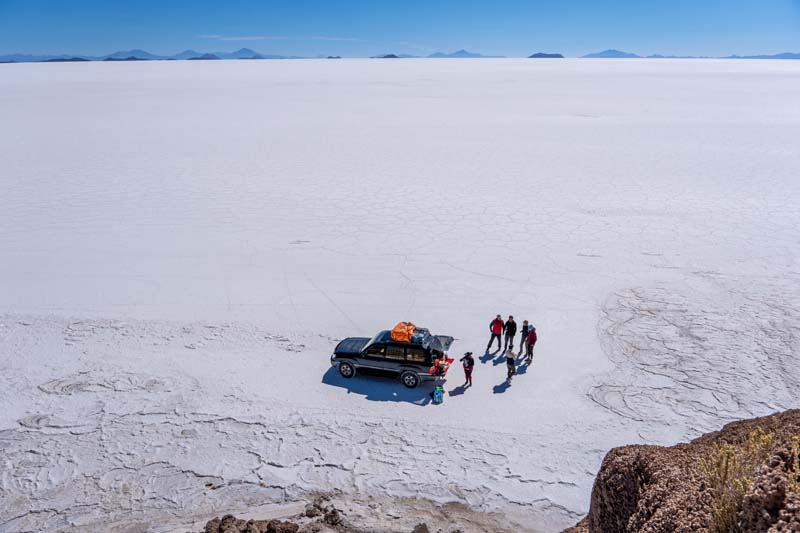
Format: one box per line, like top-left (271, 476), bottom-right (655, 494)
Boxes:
top-left (486, 314), bottom-right (504, 352)
top-left (525, 325), bottom-right (538, 364)
top-left (460, 352), bottom-right (475, 386)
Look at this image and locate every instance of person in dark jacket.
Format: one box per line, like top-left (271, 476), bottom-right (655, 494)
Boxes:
top-left (486, 314), bottom-right (504, 352)
top-left (503, 315), bottom-right (517, 351)
top-left (518, 320), bottom-right (530, 356)
top-left (460, 352), bottom-right (475, 386)
top-left (525, 325), bottom-right (538, 364)
top-left (505, 347), bottom-right (516, 380)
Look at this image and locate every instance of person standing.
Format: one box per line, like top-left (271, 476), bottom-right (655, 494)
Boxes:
top-left (503, 315), bottom-right (517, 351)
top-left (525, 325), bottom-right (538, 364)
top-left (518, 320), bottom-right (531, 356)
top-left (460, 352), bottom-right (475, 386)
top-left (505, 347), bottom-right (516, 381)
top-left (486, 314), bottom-right (504, 352)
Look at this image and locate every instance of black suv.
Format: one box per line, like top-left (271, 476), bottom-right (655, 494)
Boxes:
top-left (331, 328), bottom-right (454, 388)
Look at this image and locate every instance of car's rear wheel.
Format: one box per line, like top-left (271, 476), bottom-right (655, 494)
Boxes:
top-left (400, 371), bottom-right (420, 389)
top-left (338, 362), bottom-right (355, 379)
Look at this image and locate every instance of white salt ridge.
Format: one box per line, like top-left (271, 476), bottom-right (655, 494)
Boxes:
top-left (0, 59), bottom-right (799, 532)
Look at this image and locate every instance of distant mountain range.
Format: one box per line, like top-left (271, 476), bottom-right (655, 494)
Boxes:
top-left (582, 49), bottom-right (707, 59)
top-left (371, 53), bottom-right (417, 59)
top-left (104, 49), bottom-right (165, 60)
top-left (582, 49), bottom-right (642, 58)
top-left (45, 57), bottom-right (91, 63)
top-left (0, 47), bottom-right (303, 63)
top-left (725, 52), bottom-right (800, 59)
top-left (427, 49), bottom-right (505, 58)
top-left (187, 53), bottom-right (220, 61)
top-left (1, 47), bottom-right (798, 64)
top-left (372, 49), bottom-right (505, 59)
top-left (581, 48), bottom-right (800, 60)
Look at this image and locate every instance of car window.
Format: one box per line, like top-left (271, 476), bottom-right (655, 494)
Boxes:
top-left (361, 331), bottom-right (386, 352)
top-left (406, 348), bottom-right (427, 363)
top-left (385, 346), bottom-right (405, 360)
top-left (365, 345), bottom-right (385, 357)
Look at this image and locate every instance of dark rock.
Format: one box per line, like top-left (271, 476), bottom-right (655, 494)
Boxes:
top-left (411, 523), bottom-right (430, 533)
top-left (266, 520), bottom-right (299, 533)
top-left (323, 508), bottom-right (341, 525)
top-left (202, 516), bottom-right (297, 533)
top-left (204, 516), bottom-right (221, 533)
top-left (561, 517), bottom-right (588, 533)
top-left (740, 445), bottom-right (800, 531)
top-left (219, 514), bottom-right (240, 529)
top-left (305, 503), bottom-right (321, 518)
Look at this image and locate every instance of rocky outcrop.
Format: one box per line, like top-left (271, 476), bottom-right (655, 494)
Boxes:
top-left (203, 497), bottom-right (342, 532)
top-left (204, 515), bottom-right (300, 533)
top-left (201, 494), bottom-right (519, 532)
top-left (564, 410), bottom-right (800, 532)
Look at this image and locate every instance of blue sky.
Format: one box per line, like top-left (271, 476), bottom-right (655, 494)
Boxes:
top-left (1, 0), bottom-right (798, 57)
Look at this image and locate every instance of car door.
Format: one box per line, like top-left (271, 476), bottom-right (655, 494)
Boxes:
top-left (383, 344), bottom-right (407, 373)
top-left (405, 346), bottom-right (429, 372)
top-left (432, 335), bottom-right (454, 353)
top-left (361, 343), bottom-right (387, 371)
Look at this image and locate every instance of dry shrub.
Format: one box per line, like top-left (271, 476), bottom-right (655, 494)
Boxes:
top-left (701, 427), bottom-right (776, 533)
top-left (790, 436), bottom-right (800, 496)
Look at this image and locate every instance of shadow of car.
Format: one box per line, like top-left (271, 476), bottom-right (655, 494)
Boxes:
top-left (321, 367), bottom-right (433, 406)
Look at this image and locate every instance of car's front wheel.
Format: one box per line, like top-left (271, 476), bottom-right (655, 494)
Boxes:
top-left (400, 371), bottom-right (420, 389)
top-left (338, 361), bottom-right (355, 379)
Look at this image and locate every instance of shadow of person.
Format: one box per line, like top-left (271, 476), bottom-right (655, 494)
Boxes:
top-left (321, 367), bottom-right (432, 406)
top-left (493, 380), bottom-right (511, 394)
top-left (449, 384), bottom-right (468, 396)
top-left (517, 360), bottom-right (530, 375)
top-left (493, 352), bottom-right (507, 366)
top-left (479, 352), bottom-right (494, 364)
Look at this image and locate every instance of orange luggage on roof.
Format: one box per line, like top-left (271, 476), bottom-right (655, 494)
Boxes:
top-left (390, 321), bottom-right (416, 342)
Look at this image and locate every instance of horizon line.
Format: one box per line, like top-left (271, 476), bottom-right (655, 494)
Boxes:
top-left (2, 47), bottom-right (800, 61)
